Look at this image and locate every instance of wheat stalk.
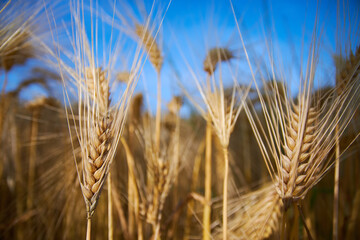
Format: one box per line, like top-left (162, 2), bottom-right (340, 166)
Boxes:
top-left (182, 45), bottom-right (249, 239)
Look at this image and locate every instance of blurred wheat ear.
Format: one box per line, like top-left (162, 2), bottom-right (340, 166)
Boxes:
top-left (203, 47), bottom-right (234, 75)
top-left (216, 183), bottom-right (282, 240)
top-left (135, 23), bottom-right (163, 74)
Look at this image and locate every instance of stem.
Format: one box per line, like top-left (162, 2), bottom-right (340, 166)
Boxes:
top-left (112, 183), bottom-right (130, 240)
top-left (153, 222), bottom-right (161, 240)
top-left (333, 125), bottom-right (340, 240)
top-left (128, 124), bottom-right (135, 238)
top-left (86, 217), bottom-right (92, 240)
top-left (291, 203), bottom-right (299, 240)
top-left (120, 138), bottom-right (138, 240)
top-left (297, 204), bottom-right (313, 240)
top-left (184, 139), bottom-right (205, 240)
top-left (222, 147), bottom-right (229, 240)
top-left (27, 109), bottom-right (39, 211)
top-left (280, 207), bottom-right (287, 240)
top-left (203, 118), bottom-right (212, 240)
top-left (155, 72), bottom-right (161, 153)
top-left (169, 111), bottom-right (181, 239)
top-left (108, 173), bottom-right (113, 240)
top-left (12, 116), bottom-right (23, 239)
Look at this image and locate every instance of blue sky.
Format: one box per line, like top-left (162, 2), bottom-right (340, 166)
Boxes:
top-left (2, 0), bottom-right (359, 117)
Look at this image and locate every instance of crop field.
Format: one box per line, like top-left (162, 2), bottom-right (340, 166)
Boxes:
top-left (0, 0), bottom-right (359, 239)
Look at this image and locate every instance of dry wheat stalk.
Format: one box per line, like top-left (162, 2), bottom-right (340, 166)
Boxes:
top-left (0, 1), bottom-right (44, 72)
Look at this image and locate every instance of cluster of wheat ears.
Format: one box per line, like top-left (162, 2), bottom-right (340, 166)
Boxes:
top-left (1, 0), bottom-right (360, 239)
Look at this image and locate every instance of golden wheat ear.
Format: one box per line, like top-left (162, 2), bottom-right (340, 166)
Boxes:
top-left (80, 67), bottom-right (112, 216)
top-left (135, 23), bottom-right (163, 74)
top-left (244, 45), bottom-right (360, 210)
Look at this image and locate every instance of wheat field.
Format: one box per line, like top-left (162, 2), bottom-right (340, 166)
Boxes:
top-left (0, 0), bottom-right (360, 239)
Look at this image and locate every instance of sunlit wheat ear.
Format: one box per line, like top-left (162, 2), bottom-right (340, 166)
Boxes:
top-left (203, 47), bottom-right (234, 75)
top-left (218, 183), bottom-right (282, 240)
top-left (129, 93), bottom-right (143, 124)
top-left (244, 48), bottom-right (360, 212)
top-left (81, 67), bottom-right (113, 216)
top-left (276, 100), bottom-right (320, 208)
top-left (135, 109), bottom-right (185, 238)
top-left (167, 96), bottom-right (183, 115)
top-left (135, 23), bottom-right (163, 73)
top-left (117, 71), bottom-right (131, 83)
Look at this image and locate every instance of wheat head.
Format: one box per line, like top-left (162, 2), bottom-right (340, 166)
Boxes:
top-left (135, 23), bottom-right (163, 73)
top-left (203, 47), bottom-right (234, 75)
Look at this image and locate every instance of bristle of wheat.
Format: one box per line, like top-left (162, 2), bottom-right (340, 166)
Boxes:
top-left (135, 24), bottom-right (163, 73)
top-left (167, 96), bottom-right (183, 114)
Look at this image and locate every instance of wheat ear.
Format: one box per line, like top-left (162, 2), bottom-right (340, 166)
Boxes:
top-left (135, 23), bottom-right (163, 153)
top-left (203, 116), bottom-right (212, 240)
top-left (221, 184), bottom-right (282, 240)
top-left (135, 24), bottom-right (163, 73)
top-left (203, 47), bottom-right (234, 75)
top-left (80, 67), bottom-right (112, 218)
top-left (183, 45), bottom-right (249, 239)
